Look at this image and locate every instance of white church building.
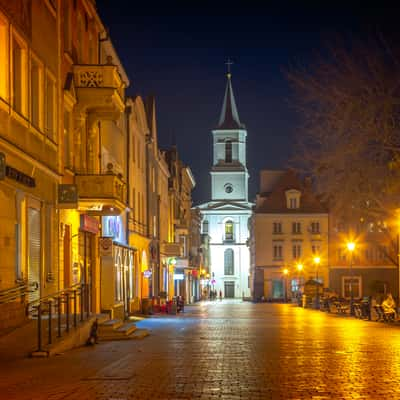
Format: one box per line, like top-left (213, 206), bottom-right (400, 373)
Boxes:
top-left (197, 72), bottom-right (252, 298)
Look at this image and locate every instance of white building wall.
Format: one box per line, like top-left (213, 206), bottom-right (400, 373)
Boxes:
top-left (202, 210), bottom-right (252, 298)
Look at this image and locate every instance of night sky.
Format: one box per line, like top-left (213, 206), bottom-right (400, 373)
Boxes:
top-left (95, 2), bottom-right (399, 204)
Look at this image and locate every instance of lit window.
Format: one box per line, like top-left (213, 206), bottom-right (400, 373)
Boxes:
top-left (343, 277), bottom-right (361, 299)
top-left (45, 73), bottom-right (56, 141)
top-left (31, 57), bottom-right (43, 130)
top-left (0, 14), bottom-right (9, 101)
top-left (12, 33), bottom-right (28, 116)
top-left (225, 220), bottom-right (234, 241)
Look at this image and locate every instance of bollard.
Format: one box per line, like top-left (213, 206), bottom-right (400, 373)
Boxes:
top-left (48, 300), bottom-right (52, 345)
top-left (37, 304), bottom-right (42, 352)
top-left (57, 297), bottom-right (62, 338)
top-left (73, 290), bottom-right (77, 327)
top-left (80, 285), bottom-right (84, 322)
top-left (65, 292), bottom-right (70, 332)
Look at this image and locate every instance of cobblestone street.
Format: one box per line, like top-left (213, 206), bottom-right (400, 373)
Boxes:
top-left (1, 301), bottom-right (400, 399)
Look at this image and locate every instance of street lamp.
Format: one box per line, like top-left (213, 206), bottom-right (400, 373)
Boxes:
top-left (346, 242), bottom-right (356, 315)
top-left (313, 256), bottom-right (321, 309)
top-left (296, 263), bottom-right (304, 298)
top-left (283, 268), bottom-right (289, 302)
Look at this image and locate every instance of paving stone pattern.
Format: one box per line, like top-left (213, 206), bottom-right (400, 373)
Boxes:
top-left (1, 301), bottom-right (400, 399)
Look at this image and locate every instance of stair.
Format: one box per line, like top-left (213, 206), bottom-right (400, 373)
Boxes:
top-left (98, 319), bottom-right (149, 341)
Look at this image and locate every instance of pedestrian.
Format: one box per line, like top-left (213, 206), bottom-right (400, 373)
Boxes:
top-left (219, 289), bottom-right (222, 301)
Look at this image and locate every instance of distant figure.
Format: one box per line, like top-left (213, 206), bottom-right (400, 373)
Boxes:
top-left (219, 290), bottom-right (222, 301)
top-left (382, 293), bottom-right (397, 320)
top-left (87, 318), bottom-right (99, 345)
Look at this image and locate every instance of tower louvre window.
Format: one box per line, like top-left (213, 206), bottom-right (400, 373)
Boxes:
top-left (225, 140), bottom-right (232, 163)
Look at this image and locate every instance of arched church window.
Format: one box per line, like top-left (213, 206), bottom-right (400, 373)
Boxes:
top-left (225, 220), bottom-right (234, 241)
top-left (225, 140), bottom-right (232, 163)
top-left (224, 249), bottom-right (234, 275)
top-left (202, 220), bottom-right (209, 234)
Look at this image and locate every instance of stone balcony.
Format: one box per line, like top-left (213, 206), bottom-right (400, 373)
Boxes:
top-left (75, 173), bottom-right (126, 215)
top-left (73, 64), bottom-right (125, 117)
top-left (160, 242), bottom-right (183, 257)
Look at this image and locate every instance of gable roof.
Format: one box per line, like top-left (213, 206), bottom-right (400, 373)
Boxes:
top-left (255, 169), bottom-right (328, 214)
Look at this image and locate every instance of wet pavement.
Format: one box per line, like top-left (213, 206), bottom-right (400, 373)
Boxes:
top-left (1, 300), bottom-right (400, 399)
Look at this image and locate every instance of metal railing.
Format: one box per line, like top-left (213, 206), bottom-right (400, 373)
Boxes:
top-left (0, 282), bottom-right (38, 304)
top-left (27, 283), bottom-right (92, 353)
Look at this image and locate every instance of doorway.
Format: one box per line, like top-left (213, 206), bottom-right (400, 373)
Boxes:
top-left (224, 281), bottom-right (235, 298)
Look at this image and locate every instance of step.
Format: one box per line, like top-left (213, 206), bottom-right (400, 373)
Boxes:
top-left (98, 319), bottom-right (123, 332)
top-left (99, 327), bottom-right (149, 341)
top-left (115, 322), bottom-right (137, 336)
top-left (128, 328), bottom-right (150, 340)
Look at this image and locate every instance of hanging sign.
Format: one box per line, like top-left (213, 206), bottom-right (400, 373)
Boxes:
top-left (143, 270), bottom-right (152, 278)
top-left (99, 237), bottom-right (113, 256)
top-left (80, 214), bottom-right (99, 234)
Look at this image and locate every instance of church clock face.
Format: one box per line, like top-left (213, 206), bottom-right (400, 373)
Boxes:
top-left (225, 183), bottom-right (233, 193)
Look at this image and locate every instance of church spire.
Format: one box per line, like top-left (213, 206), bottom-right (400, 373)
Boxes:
top-left (217, 60), bottom-right (245, 130)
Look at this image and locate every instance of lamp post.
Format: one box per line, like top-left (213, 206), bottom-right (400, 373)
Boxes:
top-left (346, 242), bottom-right (356, 315)
top-left (313, 256), bottom-right (321, 309)
top-left (296, 263), bottom-right (303, 294)
top-left (283, 268), bottom-right (289, 302)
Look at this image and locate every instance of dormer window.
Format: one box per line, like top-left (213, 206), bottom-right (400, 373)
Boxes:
top-left (285, 189), bottom-right (301, 209)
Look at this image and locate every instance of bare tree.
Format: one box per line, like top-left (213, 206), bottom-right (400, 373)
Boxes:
top-left (288, 37), bottom-right (400, 221)
top-left (288, 37), bottom-right (400, 264)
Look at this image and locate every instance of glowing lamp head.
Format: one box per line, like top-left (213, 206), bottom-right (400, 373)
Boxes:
top-left (296, 263), bottom-right (303, 271)
top-left (347, 242), bottom-right (355, 252)
top-left (313, 256), bottom-right (321, 265)
top-left (283, 268), bottom-right (289, 275)
top-left (169, 258), bottom-right (177, 266)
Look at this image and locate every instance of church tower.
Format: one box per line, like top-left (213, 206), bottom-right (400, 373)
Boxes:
top-left (211, 72), bottom-right (249, 202)
top-left (197, 67), bottom-right (253, 299)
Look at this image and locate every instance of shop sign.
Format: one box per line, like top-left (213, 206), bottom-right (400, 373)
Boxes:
top-left (173, 273), bottom-right (184, 281)
top-left (99, 237), bottom-right (113, 256)
top-left (143, 270), bottom-right (152, 278)
top-left (80, 214), bottom-right (99, 234)
top-left (103, 215), bottom-right (123, 243)
top-left (6, 165), bottom-right (35, 187)
top-left (0, 153), bottom-right (5, 180)
top-left (192, 270), bottom-right (198, 277)
top-left (58, 184), bottom-right (78, 207)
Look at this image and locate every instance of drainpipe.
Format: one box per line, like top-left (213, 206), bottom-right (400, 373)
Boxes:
top-left (125, 105), bottom-right (132, 244)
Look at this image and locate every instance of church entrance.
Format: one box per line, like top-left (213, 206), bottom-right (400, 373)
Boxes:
top-left (224, 281), bottom-right (235, 298)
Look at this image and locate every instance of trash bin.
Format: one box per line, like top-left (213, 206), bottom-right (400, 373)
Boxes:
top-left (167, 299), bottom-right (177, 314)
top-left (302, 294), bottom-right (307, 308)
top-left (142, 298), bottom-right (153, 315)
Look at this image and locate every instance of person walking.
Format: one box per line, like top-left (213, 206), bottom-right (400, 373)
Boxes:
top-left (219, 289), bottom-right (222, 301)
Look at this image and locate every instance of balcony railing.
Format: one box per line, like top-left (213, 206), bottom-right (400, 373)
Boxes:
top-left (73, 64), bottom-right (125, 113)
top-left (161, 242), bottom-right (183, 257)
top-left (75, 173), bottom-right (126, 213)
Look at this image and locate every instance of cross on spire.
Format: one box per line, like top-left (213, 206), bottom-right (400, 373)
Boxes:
top-left (225, 58), bottom-right (234, 77)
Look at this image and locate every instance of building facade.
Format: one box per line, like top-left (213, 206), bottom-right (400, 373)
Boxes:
top-left (0, 0), bottom-right (61, 330)
top-left (197, 73), bottom-right (252, 299)
top-left (251, 170), bottom-right (329, 301)
top-left (329, 216), bottom-right (398, 301)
